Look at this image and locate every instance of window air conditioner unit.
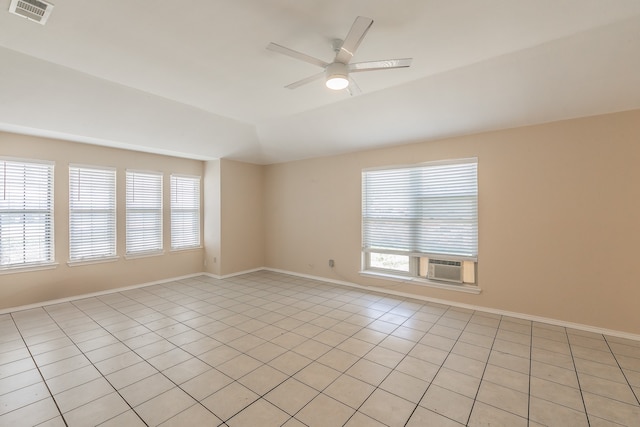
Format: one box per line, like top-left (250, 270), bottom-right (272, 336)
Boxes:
top-left (427, 259), bottom-right (463, 283)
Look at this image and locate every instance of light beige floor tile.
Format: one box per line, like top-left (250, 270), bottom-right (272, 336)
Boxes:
top-left (180, 336), bottom-right (221, 356)
top-left (529, 376), bottom-right (583, 411)
top-left (293, 361), bottom-right (341, 391)
top-left (162, 357), bottom-right (211, 385)
top-left (531, 360), bottom-right (580, 388)
top-left (98, 409), bottom-right (146, 426)
top-left (316, 348), bottom-right (359, 372)
top-left (201, 382), bottom-right (259, 421)
top-left (468, 401), bottom-right (528, 427)
top-left (488, 351), bottom-right (529, 374)
top-left (292, 339), bottom-right (332, 360)
top-left (198, 345), bottom-right (242, 366)
top-left (443, 353), bottom-right (486, 379)
top-left (265, 378), bottom-right (319, 415)
top-left (420, 333), bottom-right (457, 352)
top-left (135, 340), bottom-right (177, 360)
top-left (345, 359), bottom-right (391, 387)
top-left (119, 372), bottom-right (174, 407)
top-left (408, 343), bottom-right (449, 365)
top-left (394, 356), bottom-right (439, 383)
top-left (579, 372), bottom-right (638, 404)
top-left (216, 354), bottom-right (262, 379)
top-left (0, 369), bottom-right (43, 395)
top-left (105, 361), bottom-right (157, 389)
top-left (344, 411), bottom-right (388, 427)
top-left (379, 370), bottom-right (429, 404)
top-left (476, 380), bottom-right (528, 418)
top-left (238, 364), bottom-right (288, 395)
top-left (159, 403), bottom-right (222, 426)
top-left (573, 357), bottom-right (627, 383)
top-left (363, 346), bottom-right (405, 368)
top-left (35, 415), bottom-right (66, 426)
top-left (64, 392), bottom-right (130, 427)
top-left (0, 397), bottom-right (60, 427)
top-left (268, 351), bottom-right (313, 376)
top-left (359, 388), bottom-right (415, 427)
top-left (529, 396), bottom-right (589, 427)
top-left (420, 385), bottom-right (473, 425)
top-left (226, 398), bottom-right (290, 427)
top-left (45, 365), bottom-right (102, 394)
top-left (324, 374), bottom-right (375, 409)
top-left (94, 351), bottom-right (143, 376)
top-left (582, 391), bottom-right (640, 426)
top-left (481, 364), bottom-right (529, 393)
top-left (54, 377), bottom-right (114, 413)
top-left (180, 368), bottom-right (233, 401)
top-left (296, 393), bottom-right (355, 427)
top-left (432, 368), bottom-right (481, 399)
top-left (32, 346), bottom-right (82, 367)
top-left (0, 358), bottom-right (37, 380)
top-left (245, 341), bottom-right (287, 363)
top-left (135, 387), bottom-right (197, 426)
top-left (84, 342), bottom-right (130, 364)
top-left (0, 381), bottom-right (50, 416)
top-left (147, 348), bottom-right (193, 371)
top-left (337, 338), bottom-right (376, 358)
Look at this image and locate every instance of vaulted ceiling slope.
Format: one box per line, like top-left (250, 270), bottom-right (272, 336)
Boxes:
top-left (1, 0), bottom-right (640, 164)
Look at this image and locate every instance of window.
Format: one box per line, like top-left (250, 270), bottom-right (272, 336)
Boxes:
top-left (0, 159), bottom-right (54, 268)
top-left (362, 158), bottom-right (478, 285)
top-left (126, 171), bottom-right (163, 255)
top-left (69, 166), bottom-right (116, 262)
top-left (170, 175), bottom-right (200, 250)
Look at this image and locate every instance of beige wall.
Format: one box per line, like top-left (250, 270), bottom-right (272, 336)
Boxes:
top-left (264, 110), bottom-right (640, 335)
top-left (204, 159), bottom-right (221, 276)
top-left (0, 133), bottom-right (204, 309)
top-left (218, 159), bottom-right (265, 276)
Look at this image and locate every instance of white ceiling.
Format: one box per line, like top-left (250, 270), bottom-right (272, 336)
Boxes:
top-left (1, 0), bottom-right (640, 164)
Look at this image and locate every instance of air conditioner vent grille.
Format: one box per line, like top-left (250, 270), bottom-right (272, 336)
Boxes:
top-left (427, 258), bottom-right (463, 283)
top-left (9, 0), bottom-right (54, 24)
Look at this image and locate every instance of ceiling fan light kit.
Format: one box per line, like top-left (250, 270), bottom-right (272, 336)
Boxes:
top-left (268, 16), bottom-right (412, 95)
top-left (325, 62), bottom-right (349, 90)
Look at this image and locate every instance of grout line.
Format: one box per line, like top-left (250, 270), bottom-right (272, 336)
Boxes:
top-left (8, 312), bottom-right (70, 427)
top-left (564, 328), bottom-right (592, 427)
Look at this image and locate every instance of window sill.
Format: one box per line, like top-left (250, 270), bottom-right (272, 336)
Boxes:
top-left (0, 262), bottom-right (59, 275)
top-left (67, 256), bottom-right (119, 267)
top-left (359, 270), bottom-right (482, 295)
top-left (125, 251), bottom-right (165, 260)
top-left (170, 246), bottom-right (203, 253)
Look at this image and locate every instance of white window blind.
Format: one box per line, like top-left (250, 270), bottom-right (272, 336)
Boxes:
top-left (126, 171), bottom-right (163, 255)
top-left (69, 166), bottom-right (116, 262)
top-left (0, 159), bottom-right (54, 267)
top-left (362, 159), bottom-right (478, 259)
top-left (170, 175), bottom-right (200, 249)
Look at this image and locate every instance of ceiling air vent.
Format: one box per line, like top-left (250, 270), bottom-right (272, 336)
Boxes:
top-left (9, 0), bottom-right (54, 25)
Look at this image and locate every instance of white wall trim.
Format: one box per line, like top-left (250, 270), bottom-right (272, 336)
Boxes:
top-left (3, 266), bottom-right (638, 342)
top-left (263, 268), bottom-right (640, 342)
top-left (0, 272), bottom-right (205, 315)
top-left (202, 267), bottom-right (264, 280)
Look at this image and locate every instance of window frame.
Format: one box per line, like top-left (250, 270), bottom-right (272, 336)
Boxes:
top-left (0, 157), bottom-right (56, 271)
top-left (68, 164), bottom-right (118, 265)
top-left (361, 158), bottom-right (479, 292)
top-left (170, 174), bottom-right (201, 251)
top-left (125, 170), bottom-right (164, 257)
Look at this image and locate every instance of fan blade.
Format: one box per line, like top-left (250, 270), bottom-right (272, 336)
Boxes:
top-left (335, 16), bottom-right (373, 64)
top-left (267, 42), bottom-right (328, 68)
top-left (347, 76), bottom-right (362, 96)
top-left (285, 72), bottom-right (325, 89)
top-left (350, 58), bottom-right (413, 72)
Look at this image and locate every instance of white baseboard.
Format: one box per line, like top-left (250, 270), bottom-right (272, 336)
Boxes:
top-left (0, 272), bottom-right (205, 315)
top-left (263, 267), bottom-right (640, 342)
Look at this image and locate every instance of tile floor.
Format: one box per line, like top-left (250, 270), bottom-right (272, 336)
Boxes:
top-left (1, 271), bottom-right (639, 426)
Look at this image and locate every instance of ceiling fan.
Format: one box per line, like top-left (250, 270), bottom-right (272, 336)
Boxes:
top-left (267, 16), bottom-right (412, 96)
